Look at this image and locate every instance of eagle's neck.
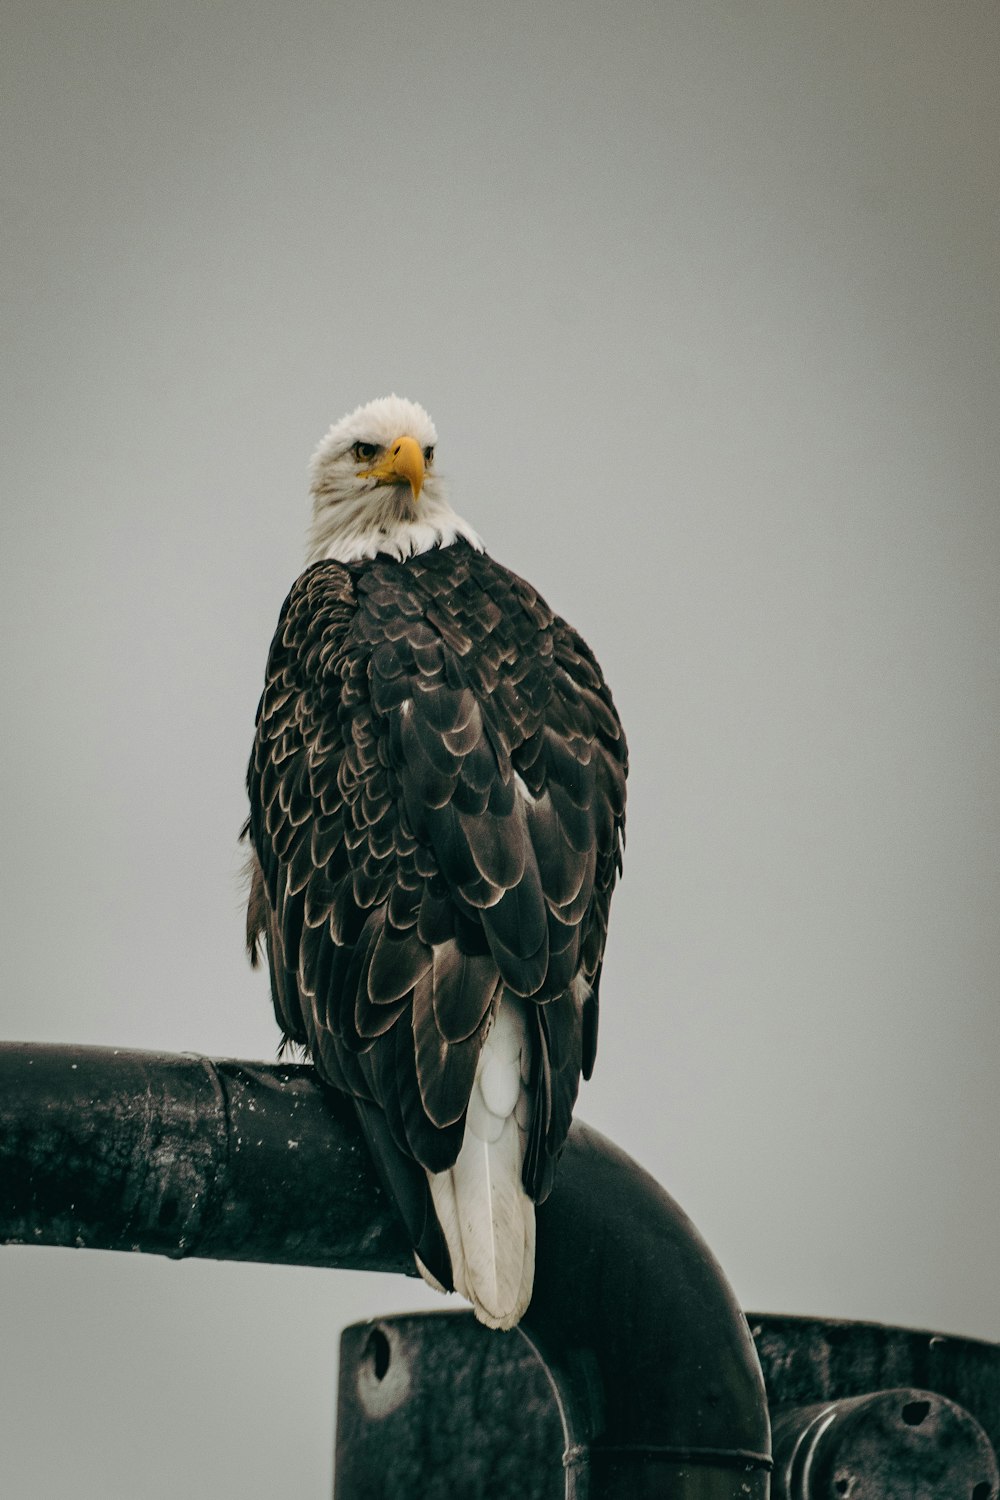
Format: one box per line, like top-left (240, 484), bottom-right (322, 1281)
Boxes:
top-left (307, 487), bottom-right (483, 565)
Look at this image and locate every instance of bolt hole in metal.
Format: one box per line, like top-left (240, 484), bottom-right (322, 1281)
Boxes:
top-left (356, 1322), bottom-right (410, 1419)
top-left (900, 1398), bottom-right (931, 1426)
top-left (834, 1478), bottom-right (852, 1496)
top-left (971, 1485), bottom-right (993, 1500)
top-left (366, 1327), bottom-right (391, 1381)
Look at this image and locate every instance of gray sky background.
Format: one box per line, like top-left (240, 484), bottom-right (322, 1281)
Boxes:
top-left (3, 2), bottom-right (999, 1496)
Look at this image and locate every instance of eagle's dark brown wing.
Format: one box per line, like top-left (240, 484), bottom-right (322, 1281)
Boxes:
top-left (246, 540), bottom-right (627, 1238)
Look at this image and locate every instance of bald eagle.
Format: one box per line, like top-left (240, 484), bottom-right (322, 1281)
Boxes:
top-left (245, 396), bottom-right (627, 1328)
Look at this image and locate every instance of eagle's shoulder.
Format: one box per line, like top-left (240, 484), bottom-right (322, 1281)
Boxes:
top-left (278, 558), bottom-right (359, 641)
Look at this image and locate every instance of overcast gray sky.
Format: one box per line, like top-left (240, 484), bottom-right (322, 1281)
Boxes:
top-left (3, 2), bottom-right (999, 1495)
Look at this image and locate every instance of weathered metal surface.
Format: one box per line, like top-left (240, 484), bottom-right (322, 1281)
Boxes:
top-left (0, 1042), bottom-right (412, 1271)
top-left (337, 1311), bottom-right (770, 1499)
top-left (749, 1313), bottom-right (1000, 1461)
top-left (770, 1389), bottom-right (998, 1499)
top-left (336, 1315), bottom-right (567, 1500)
top-left (336, 1312), bottom-right (1000, 1500)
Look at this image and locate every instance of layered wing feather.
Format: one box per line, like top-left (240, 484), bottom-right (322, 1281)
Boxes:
top-left (246, 541), bottom-right (627, 1278)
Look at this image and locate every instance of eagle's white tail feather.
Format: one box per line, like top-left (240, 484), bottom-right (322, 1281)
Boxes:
top-left (421, 1164), bottom-right (469, 1301)
top-left (425, 996), bottom-right (534, 1330)
top-left (514, 1179), bottom-right (535, 1318)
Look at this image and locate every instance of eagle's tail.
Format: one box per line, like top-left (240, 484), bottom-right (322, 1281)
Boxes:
top-left (423, 995), bottom-right (535, 1330)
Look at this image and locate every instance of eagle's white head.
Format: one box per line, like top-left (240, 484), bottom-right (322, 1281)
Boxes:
top-left (307, 395), bottom-right (483, 565)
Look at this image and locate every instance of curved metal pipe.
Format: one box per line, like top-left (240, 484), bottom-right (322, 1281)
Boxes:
top-left (527, 1122), bottom-right (771, 1495)
top-left (0, 1042), bottom-right (771, 1496)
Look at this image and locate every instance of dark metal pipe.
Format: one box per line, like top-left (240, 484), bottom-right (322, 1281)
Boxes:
top-left (1, 1042), bottom-right (771, 1497)
top-left (525, 1122), bottom-right (771, 1496)
top-left (0, 1041), bottom-right (412, 1271)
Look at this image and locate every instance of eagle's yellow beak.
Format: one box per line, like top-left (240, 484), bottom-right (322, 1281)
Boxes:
top-left (358, 434), bottom-right (425, 501)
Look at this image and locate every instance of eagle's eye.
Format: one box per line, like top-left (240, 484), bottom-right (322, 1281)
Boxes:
top-left (353, 441), bottom-right (379, 462)
top-left (423, 446), bottom-right (435, 464)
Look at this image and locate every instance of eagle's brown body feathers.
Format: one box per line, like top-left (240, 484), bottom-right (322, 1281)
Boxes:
top-left (246, 532), bottom-right (626, 1321)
